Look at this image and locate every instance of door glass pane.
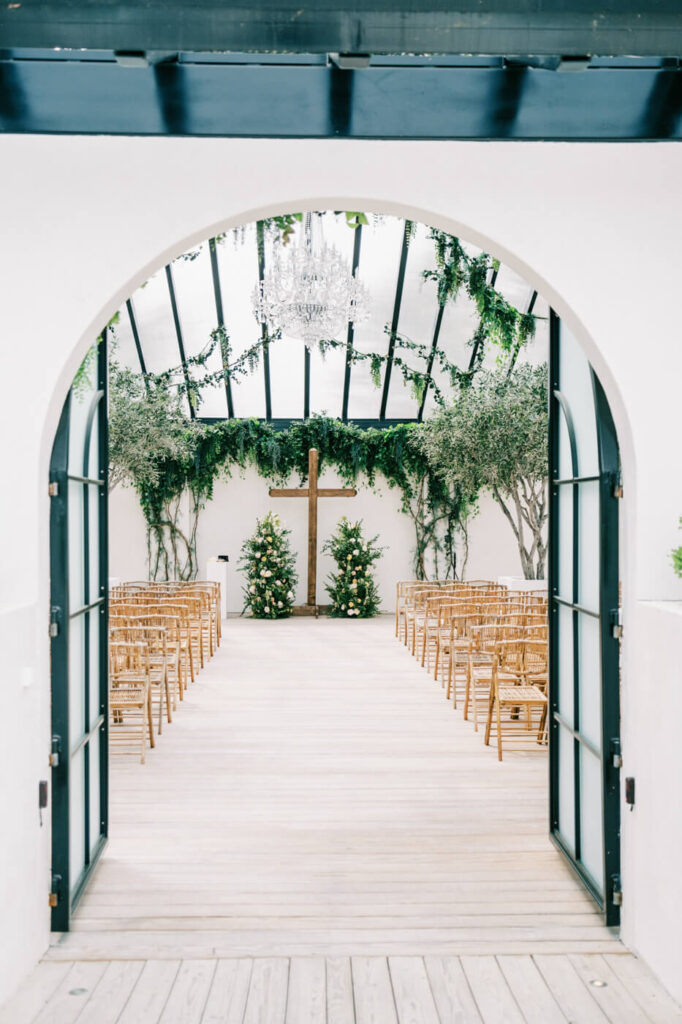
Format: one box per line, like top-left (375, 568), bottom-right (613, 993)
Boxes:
top-left (557, 604), bottom-right (574, 721)
top-left (557, 485), bottom-right (573, 602)
top-left (89, 729), bottom-right (101, 858)
top-left (558, 403), bottom-right (574, 480)
top-left (89, 610), bottom-right (101, 730)
top-left (557, 725), bottom-right (575, 853)
top-left (578, 480), bottom-right (600, 613)
top-left (580, 746), bottom-right (604, 892)
top-left (68, 361), bottom-right (97, 474)
top-left (68, 481), bottom-right (85, 610)
top-left (558, 326), bottom-right (599, 477)
top-left (578, 613), bottom-right (601, 751)
top-left (69, 615), bottom-right (85, 746)
top-left (69, 747), bottom-right (86, 892)
top-left (87, 413), bottom-right (100, 481)
top-left (88, 483), bottom-right (101, 603)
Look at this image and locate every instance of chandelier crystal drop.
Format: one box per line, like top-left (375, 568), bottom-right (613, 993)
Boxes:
top-left (252, 213), bottom-right (370, 351)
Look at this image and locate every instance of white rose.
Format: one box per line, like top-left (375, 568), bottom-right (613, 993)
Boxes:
top-left (287, 591), bottom-right (294, 600)
top-left (250, 585), bottom-right (256, 593)
top-left (353, 549), bottom-right (359, 555)
top-left (347, 609), bottom-right (353, 616)
top-left (277, 601), bottom-right (283, 608)
top-left (264, 606), bottom-right (270, 613)
top-left (265, 570), bottom-right (272, 578)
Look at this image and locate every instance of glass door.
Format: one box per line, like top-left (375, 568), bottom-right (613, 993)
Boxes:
top-left (49, 332), bottom-right (109, 930)
top-left (548, 312), bottom-right (621, 925)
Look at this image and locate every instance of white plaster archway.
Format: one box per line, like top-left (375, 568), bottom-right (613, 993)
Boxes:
top-left (2, 136), bottom-right (682, 1006)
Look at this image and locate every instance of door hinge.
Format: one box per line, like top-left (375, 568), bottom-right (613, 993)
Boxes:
top-left (611, 875), bottom-right (623, 907)
top-left (48, 481), bottom-right (59, 497)
top-left (610, 738), bottom-right (622, 769)
top-left (611, 470), bottom-right (623, 499)
top-left (49, 735), bottom-right (62, 768)
top-left (49, 873), bottom-right (62, 908)
top-left (610, 609), bottom-right (623, 640)
top-left (49, 621), bottom-right (59, 639)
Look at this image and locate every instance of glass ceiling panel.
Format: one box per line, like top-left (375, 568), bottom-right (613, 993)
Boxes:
top-left (385, 221), bottom-right (439, 420)
top-left (109, 212), bottom-right (549, 424)
top-left (346, 215), bottom-right (405, 421)
top-left (215, 223), bottom-right (266, 419)
top-left (130, 269), bottom-right (179, 378)
top-left (112, 304), bottom-right (142, 374)
top-left (170, 243), bottom-right (227, 418)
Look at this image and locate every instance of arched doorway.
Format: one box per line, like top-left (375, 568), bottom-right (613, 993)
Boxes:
top-left (47, 212), bottom-right (623, 935)
top-left (548, 313), bottom-right (621, 926)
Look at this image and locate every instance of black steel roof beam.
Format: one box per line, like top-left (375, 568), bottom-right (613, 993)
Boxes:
top-left (525, 288), bottom-right (538, 314)
top-left (125, 298), bottom-right (148, 378)
top-left (341, 222), bottom-right (363, 422)
top-left (208, 237), bottom-right (234, 418)
top-left (3, 61), bottom-right (682, 139)
top-left (417, 302), bottom-right (446, 422)
top-left (165, 262), bottom-right (195, 420)
top-left (379, 220), bottom-right (411, 421)
top-left (4, 4), bottom-right (682, 57)
top-left (256, 220), bottom-right (272, 421)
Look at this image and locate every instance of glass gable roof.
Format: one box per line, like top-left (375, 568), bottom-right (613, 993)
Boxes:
top-left (111, 212), bottom-right (549, 423)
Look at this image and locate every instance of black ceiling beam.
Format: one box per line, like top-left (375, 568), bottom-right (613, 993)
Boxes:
top-left (165, 263), bottom-right (195, 420)
top-left (342, 223), bottom-right (364, 422)
top-left (208, 237), bottom-right (235, 419)
top-left (526, 289), bottom-right (538, 314)
top-left (380, 221), bottom-right (412, 421)
top-left (125, 298), bottom-right (147, 378)
top-left (2, 57), bottom-right (682, 140)
top-left (3, 3), bottom-right (682, 56)
top-left (417, 302), bottom-right (446, 422)
top-left (255, 221), bottom-right (272, 421)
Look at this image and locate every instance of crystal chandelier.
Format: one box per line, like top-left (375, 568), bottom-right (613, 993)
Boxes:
top-left (252, 213), bottom-right (369, 350)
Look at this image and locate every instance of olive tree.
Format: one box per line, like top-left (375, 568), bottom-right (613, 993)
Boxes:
top-left (419, 363), bottom-right (548, 580)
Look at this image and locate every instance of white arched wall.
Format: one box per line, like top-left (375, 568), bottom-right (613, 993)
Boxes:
top-left (1, 137), bottom-right (681, 1006)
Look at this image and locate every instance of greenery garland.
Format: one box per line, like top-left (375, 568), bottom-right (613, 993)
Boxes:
top-left (105, 214), bottom-right (544, 581)
top-left (323, 518), bottom-right (383, 617)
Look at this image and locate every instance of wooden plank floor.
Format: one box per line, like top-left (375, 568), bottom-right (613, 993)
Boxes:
top-left (4, 617), bottom-right (681, 1021)
top-left (3, 954), bottom-right (681, 1023)
top-left (53, 615), bottom-right (622, 960)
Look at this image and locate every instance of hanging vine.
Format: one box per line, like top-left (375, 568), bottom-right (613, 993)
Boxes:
top-left (108, 215), bottom-right (542, 580)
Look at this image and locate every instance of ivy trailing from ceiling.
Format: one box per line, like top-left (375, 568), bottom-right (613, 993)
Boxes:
top-left (107, 214), bottom-right (544, 579)
top-left (109, 355), bottom-right (476, 582)
top-left (423, 229), bottom-right (537, 374)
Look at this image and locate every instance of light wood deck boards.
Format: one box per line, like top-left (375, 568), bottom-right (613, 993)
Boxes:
top-left (3, 955), bottom-right (679, 1023)
top-left (3, 618), bottom-right (681, 1021)
top-left (53, 616), bottom-right (621, 958)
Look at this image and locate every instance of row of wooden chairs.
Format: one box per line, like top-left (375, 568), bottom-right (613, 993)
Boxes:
top-left (396, 580), bottom-right (549, 760)
top-left (108, 581), bottom-right (222, 763)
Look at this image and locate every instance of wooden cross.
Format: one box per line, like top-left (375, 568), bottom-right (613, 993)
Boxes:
top-left (269, 448), bottom-right (356, 608)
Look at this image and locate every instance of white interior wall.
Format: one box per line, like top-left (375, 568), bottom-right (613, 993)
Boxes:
top-left (1, 137), bottom-right (682, 1007)
top-left (108, 475), bottom-right (527, 612)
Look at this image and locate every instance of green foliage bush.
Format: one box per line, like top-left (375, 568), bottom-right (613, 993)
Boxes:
top-left (323, 518), bottom-right (383, 617)
top-left (239, 512), bottom-right (298, 618)
top-left (672, 518), bottom-right (682, 578)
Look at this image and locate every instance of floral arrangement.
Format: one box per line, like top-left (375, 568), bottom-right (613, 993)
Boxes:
top-left (239, 511), bottom-right (298, 618)
top-left (323, 517), bottom-right (383, 617)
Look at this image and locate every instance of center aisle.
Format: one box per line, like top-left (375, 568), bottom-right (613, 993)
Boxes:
top-left (58, 615), bottom-right (617, 959)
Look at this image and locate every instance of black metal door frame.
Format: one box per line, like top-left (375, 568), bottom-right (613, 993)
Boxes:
top-left (548, 310), bottom-right (622, 926)
top-left (49, 332), bottom-right (109, 931)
